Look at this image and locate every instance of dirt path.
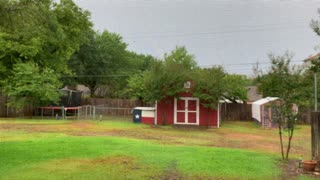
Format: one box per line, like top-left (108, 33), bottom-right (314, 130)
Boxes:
top-left (159, 160), bottom-right (183, 180)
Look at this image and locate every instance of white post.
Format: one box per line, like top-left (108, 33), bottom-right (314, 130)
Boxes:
top-left (218, 103), bottom-right (220, 128)
top-left (154, 101), bottom-right (157, 125)
top-left (93, 106), bottom-right (96, 120)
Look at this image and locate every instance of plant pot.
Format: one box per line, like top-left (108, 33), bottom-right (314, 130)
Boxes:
top-left (301, 160), bottom-right (318, 172)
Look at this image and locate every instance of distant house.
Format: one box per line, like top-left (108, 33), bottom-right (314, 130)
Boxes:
top-left (303, 52), bottom-right (320, 70)
top-left (304, 53), bottom-right (320, 63)
top-left (246, 86), bottom-right (263, 104)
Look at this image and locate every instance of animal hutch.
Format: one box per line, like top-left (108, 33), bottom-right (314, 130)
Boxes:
top-left (252, 97), bottom-right (280, 128)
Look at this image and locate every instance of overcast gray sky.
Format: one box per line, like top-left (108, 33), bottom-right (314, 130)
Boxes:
top-left (74, 0), bottom-right (320, 75)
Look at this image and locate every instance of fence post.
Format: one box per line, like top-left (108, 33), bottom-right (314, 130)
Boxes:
top-left (77, 107), bottom-right (80, 120)
top-left (93, 106), bottom-right (96, 120)
top-left (85, 105), bottom-right (88, 119)
top-left (90, 106), bottom-right (92, 119)
top-left (311, 112), bottom-right (320, 160)
top-left (61, 106), bottom-right (65, 120)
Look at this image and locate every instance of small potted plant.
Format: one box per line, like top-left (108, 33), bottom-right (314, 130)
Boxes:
top-left (301, 160), bottom-right (318, 172)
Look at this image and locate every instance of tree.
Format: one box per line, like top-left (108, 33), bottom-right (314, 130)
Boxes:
top-left (125, 72), bottom-right (148, 106)
top-left (0, 0), bottom-right (92, 75)
top-left (192, 66), bottom-right (226, 110)
top-left (142, 46), bottom-right (196, 125)
top-left (0, 0), bottom-right (92, 109)
top-left (2, 62), bottom-right (61, 110)
top-left (256, 53), bottom-right (303, 160)
top-left (123, 52), bottom-right (157, 100)
top-left (69, 30), bottom-right (130, 97)
top-left (223, 74), bottom-right (249, 103)
top-left (311, 8), bottom-right (320, 37)
top-left (144, 46), bottom-right (197, 102)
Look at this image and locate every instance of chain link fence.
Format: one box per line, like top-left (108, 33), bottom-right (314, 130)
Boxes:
top-left (77, 104), bottom-right (133, 120)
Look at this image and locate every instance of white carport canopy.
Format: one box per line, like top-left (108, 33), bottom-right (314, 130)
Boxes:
top-left (252, 97), bottom-right (278, 122)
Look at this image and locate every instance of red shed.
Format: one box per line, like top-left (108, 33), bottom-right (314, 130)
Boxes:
top-left (155, 92), bottom-right (220, 128)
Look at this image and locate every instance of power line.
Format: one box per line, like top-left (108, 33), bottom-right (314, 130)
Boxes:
top-left (201, 60), bottom-right (304, 67)
top-left (123, 21), bottom-right (310, 37)
top-left (95, 0), bottom-right (320, 10)
top-left (61, 60), bottom-right (306, 77)
top-left (62, 75), bottom-right (130, 78)
top-left (124, 26), bottom-right (308, 39)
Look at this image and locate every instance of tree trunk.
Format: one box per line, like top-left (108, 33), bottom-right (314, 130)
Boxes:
top-left (139, 97), bottom-right (144, 107)
top-left (88, 86), bottom-right (96, 98)
top-left (285, 128), bottom-right (294, 160)
top-left (279, 125), bottom-right (285, 160)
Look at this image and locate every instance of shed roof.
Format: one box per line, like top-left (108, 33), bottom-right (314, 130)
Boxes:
top-left (134, 107), bottom-right (155, 111)
top-left (252, 97), bottom-right (279, 105)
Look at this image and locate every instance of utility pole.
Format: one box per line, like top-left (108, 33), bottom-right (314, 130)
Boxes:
top-left (315, 72), bottom-right (318, 111)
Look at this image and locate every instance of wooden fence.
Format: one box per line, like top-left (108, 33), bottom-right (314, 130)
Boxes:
top-left (311, 112), bottom-right (320, 160)
top-left (220, 103), bottom-right (252, 121)
top-left (84, 98), bottom-right (153, 116)
top-left (0, 97), bottom-right (152, 117)
top-left (86, 98), bottom-right (143, 108)
top-left (0, 96), bottom-right (33, 117)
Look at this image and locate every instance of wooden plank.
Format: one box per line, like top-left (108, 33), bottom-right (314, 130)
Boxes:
top-left (311, 112), bottom-right (320, 160)
top-left (318, 112), bottom-right (320, 160)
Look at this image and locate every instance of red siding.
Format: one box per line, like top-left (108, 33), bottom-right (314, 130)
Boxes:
top-left (179, 92), bottom-right (193, 97)
top-left (199, 104), bottom-right (218, 127)
top-left (156, 97), bottom-right (175, 125)
top-left (141, 117), bottom-right (154, 125)
top-left (156, 95), bottom-right (219, 127)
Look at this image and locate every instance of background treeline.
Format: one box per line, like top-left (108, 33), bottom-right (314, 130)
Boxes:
top-left (1, 0), bottom-right (320, 113)
top-left (0, 0), bottom-right (249, 110)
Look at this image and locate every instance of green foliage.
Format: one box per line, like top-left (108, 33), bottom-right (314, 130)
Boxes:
top-left (192, 68), bottom-right (248, 110)
top-left (310, 9), bottom-right (320, 36)
top-left (125, 72), bottom-right (147, 103)
top-left (0, 0), bottom-right (92, 109)
top-left (164, 46), bottom-right (197, 70)
top-left (257, 53), bottom-right (304, 105)
top-left (2, 62), bottom-right (61, 109)
top-left (0, 0), bottom-right (92, 74)
top-left (69, 30), bottom-right (132, 97)
top-left (142, 46), bottom-right (248, 107)
top-left (193, 66), bottom-right (226, 109)
top-left (144, 46), bottom-right (196, 102)
top-left (223, 74), bottom-right (249, 102)
top-left (124, 52), bottom-right (156, 101)
top-left (255, 52), bottom-right (303, 160)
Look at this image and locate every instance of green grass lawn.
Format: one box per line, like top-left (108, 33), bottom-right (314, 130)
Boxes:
top-left (0, 118), bottom-right (312, 179)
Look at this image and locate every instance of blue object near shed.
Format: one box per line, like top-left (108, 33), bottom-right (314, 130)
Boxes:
top-left (132, 108), bottom-right (142, 123)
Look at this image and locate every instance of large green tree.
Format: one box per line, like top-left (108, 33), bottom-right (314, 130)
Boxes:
top-left (223, 74), bottom-right (249, 103)
top-left (143, 46), bottom-right (248, 107)
top-left (2, 62), bottom-right (61, 109)
top-left (0, 0), bottom-right (92, 74)
top-left (192, 66), bottom-right (226, 110)
top-left (0, 0), bottom-right (92, 108)
top-left (69, 31), bottom-right (130, 97)
top-left (124, 52), bottom-right (156, 100)
top-left (144, 46), bottom-right (197, 103)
